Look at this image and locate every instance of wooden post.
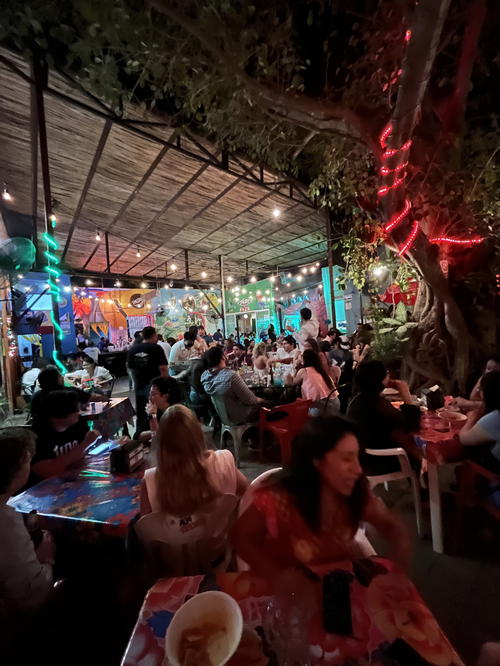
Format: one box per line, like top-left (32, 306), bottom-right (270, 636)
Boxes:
top-left (326, 212), bottom-right (337, 328)
top-left (219, 255), bottom-right (226, 337)
top-left (29, 64), bottom-right (39, 267)
top-left (32, 58), bottom-right (62, 357)
top-left (184, 249), bottom-right (190, 281)
top-left (105, 232), bottom-right (111, 273)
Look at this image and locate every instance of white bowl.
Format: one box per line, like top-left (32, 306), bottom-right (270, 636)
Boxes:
top-left (165, 591), bottom-right (243, 666)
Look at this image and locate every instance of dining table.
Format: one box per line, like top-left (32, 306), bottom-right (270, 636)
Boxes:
top-left (418, 411), bottom-right (465, 554)
top-left (8, 451), bottom-right (142, 538)
top-left (121, 557), bottom-right (463, 666)
top-left (81, 396), bottom-right (135, 439)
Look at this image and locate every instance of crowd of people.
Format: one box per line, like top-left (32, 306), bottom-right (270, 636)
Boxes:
top-left (3, 311), bottom-right (500, 664)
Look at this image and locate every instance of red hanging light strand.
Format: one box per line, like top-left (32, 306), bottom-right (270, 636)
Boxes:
top-left (429, 236), bottom-right (484, 246)
top-left (380, 161), bottom-right (408, 176)
top-left (398, 221), bottom-right (419, 256)
top-left (378, 174), bottom-right (407, 197)
top-left (405, 29), bottom-right (412, 42)
top-left (383, 138), bottom-right (412, 159)
top-left (384, 198), bottom-right (412, 233)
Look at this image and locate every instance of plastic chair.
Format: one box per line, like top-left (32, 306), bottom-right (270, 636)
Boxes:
top-left (134, 493), bottom-right (239, 577)
top-left (456, 461), bottom-right (500, 521)
top-left (210, 395), bottom-right (257, 467)
top-left (365, 447), bottom-right (423, 537)
top-left (259, 399), bottom-right (312, 464)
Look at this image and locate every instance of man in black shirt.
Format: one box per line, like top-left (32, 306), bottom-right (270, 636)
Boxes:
top-left (31, 391), bottom-right (99, 481)
top-left (30, 366), bottom-right (91, 428)
top-left (127, 326), bottom-right (169, 436)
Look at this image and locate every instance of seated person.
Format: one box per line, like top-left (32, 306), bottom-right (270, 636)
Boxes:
top-left (189, 355), bottom-right (215, 423)
top-left (0, 428), bottom-right (54, 622)
top-left (292, 349), bottom-right (339, 413)
top-left (201, 346), bottom-right (263, 425)
top-left (21, 358), bottom-right (48, 399)
top-left (140, 404), bottom-right (249, 514)
top-left (30, 366), bottom-right (93, 427)
top-left (252, 342), bottom-right (269, 376)
top-left (31, 391), bottom-right (99, 480)
top-left (65, 354), bottom-right (113, 393)
top-left (459, 371), bottom-right (500, 473)
top-left (139, 376), bottom-right (183, 444)
top-left (226, 343), bottom-right (246, 370)
top-left (169, 331), bottom-right (198, 378)
top-left (454, 356), bottom-right (500, 411)
top-left (232, 416), bottom-right (410, 580)
top-left (346, 360), bottom-right (421, 474)
top-left (275, 335), bottom-right (301, 366)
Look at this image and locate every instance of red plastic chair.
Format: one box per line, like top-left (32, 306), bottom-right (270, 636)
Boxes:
top-left (259, 399), bottom-right (312, 464)
top-left (456, 460), bottom-right (500, 521)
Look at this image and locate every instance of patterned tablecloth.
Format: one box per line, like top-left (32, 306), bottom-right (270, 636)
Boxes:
top-left (121, 558), bottom-right (463, 666)
top-left (81, 397), bottom-right (135, 439)
top-left (8, 455), bottom-right (141, 537)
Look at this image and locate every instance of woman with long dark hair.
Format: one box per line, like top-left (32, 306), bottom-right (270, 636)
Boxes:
top-left (293, 349), bottom-right (338, 413)
top-left (232, 416), bottom-right (409, 581)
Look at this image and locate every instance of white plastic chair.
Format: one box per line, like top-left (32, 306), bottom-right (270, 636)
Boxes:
top-left (211, 395), bottom-right (257, 467)
top-left (365, 447), bottom-right (423, 537)
top-left (134, 493), bottom-right (239, 577)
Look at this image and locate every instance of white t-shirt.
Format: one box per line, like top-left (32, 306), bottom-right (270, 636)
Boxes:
top-left (169, 340), bottom-right (198, 364)
top-left (66, 365), bottom-right (113, 384)
top-left (157, 341), bottom-right (171, 359)
top-left (143, 449), bottom-right (237, 513)
top-left (276, 347), bottom-right (301, 364)
top-left (297, 320), bottom-right (319, 350)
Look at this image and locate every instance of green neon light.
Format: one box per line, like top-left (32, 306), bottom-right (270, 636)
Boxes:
top-left (52, 349), bottom-right (66, 374)
top-left (42, 232), bottom-right (59, 250)
top-left (52, 317), bottom-right (64, 341)
top-left (44, 266), bottom-right (61, 277)
top-left (44, 250), bottom-right (60, 263)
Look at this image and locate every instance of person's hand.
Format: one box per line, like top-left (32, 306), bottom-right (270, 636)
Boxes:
top-left (352, 344), bottom-right (363, 363)
top-left (82, 429), bottom-right (100, 446)
top-left (145, 400), bottom-right (157, 416)
top-left (36, 530), bottom-right (55, 565)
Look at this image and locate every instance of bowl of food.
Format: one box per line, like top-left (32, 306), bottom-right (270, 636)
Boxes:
top-left (438, 409), bottom-right (467, 422)
top-left (165, 591), bottom-right (243, 666)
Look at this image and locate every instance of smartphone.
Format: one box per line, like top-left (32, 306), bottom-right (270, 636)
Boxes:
top-left (323, 570), bottom-right (353, 635)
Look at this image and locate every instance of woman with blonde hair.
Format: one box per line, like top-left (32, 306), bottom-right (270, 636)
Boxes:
top-left (252, 341), bottom-right (269, 378)
top-left (140, 404), bottom-right (249, 515)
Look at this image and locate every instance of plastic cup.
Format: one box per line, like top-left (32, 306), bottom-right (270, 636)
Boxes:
top-left (165, 591), bottom-right (243, 666)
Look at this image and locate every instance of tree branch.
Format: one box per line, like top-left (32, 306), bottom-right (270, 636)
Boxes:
top-left (147, 0), bottom-right (379, 156)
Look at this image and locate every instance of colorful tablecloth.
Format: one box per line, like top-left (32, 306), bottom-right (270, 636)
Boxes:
top-left (419, 412), bottom-right (464, 464)
top-left (8, 457), bottom-right (141, 537)
top-left (82, 397), bottom-right (135, 439)
top-left (121, 558), bottom-right (463, 666)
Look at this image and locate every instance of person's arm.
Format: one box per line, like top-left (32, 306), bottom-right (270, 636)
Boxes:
top-left (31, 429), bottom-right (100, 479)
top-left (235, 469), bottom-right (250, 497)
top-left (386, 378), bottom-right (413, 404)
top-left (231, 373), bottom-right (261, 405)
top-left (139, 479), bottom-right (153, 514)
top-left (292, 368), bottom-right (305, 386)
top-left (459, 410), bottom-right (494, 447)
top-left (470, 376), bottom-right (483, 402)
top-left (451, 396), bottom-right (483, 411)
top-left (362, 493), bottom-right (411, 570)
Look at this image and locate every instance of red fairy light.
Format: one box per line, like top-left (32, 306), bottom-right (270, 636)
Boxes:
top-left (383, 139), bottom-right (412, 159)
top-left (380, 161), bottom-right (408, 176)
top-left (379, 123), bottom-right (392, 149)
top-left (398, 221), bottom-right (419, 256)
top-left (378, 174), bottom-right (407, 197)
top-left (384, 198), bottom-right (411, 233)
top-left (405, 29), bottom-right (412, 41)
top-left (429, 236), bottom-right (484, 246)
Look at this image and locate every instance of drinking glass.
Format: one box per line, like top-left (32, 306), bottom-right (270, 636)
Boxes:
top-left (263, 594), bottom-right (311, 666)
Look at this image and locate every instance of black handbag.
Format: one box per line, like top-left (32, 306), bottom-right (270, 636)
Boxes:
top-left (110, 439), bottom-right (144, 473)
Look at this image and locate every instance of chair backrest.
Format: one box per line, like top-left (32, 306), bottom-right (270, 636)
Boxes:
top-left (364, 446), bottom-right (412, 478)
top-left (134, 493), bottom-right (239, 577)
top-left (260, 399), bottom-right (312, 437)
top-left (210, 394), bottom-right (234, 426)
top-left (238, 467), bottom-right (282, 517)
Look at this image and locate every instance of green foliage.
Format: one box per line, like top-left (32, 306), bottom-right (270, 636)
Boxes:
top-left (370, 301), bottom-right (417, 363)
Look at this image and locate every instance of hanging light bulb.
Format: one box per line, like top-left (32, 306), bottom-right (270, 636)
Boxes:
top-left (140, 281), bottom-right (147, 288)
top-left (85, 279), bottom-right (93, 286)
top-left (309, 266), bottom-right (316, 273)
top-left (64, 286), bottom-right (71, 293)
top-left (17, 274), bottom-right (23, 279)
top-left (1, 184), bottom-right (12, 202)
top-left (114, 280), bottom-right (122, 287)
top-left (170, 263), bottom-right (177, 271)
top-left (265, 289), bottom-right (270, 295)
top-left (136, 248), bottom-right (141, 258)
top-left (202, 304), bottom-right (208, 311)
top-left (286, 282), bottom-right (291, 287)
top-left (201, 271), bottom-right (207, 279)
top-left (210, 286), bottom-right (215, 291)
top-left (256, 290), bottom-right (261, 295)
top-left (318, 283), bottom-right (323, 289)
top-left (315, 262), bottom-right (320, 267)
top-left (301, 267), bottom-right (308, 274)
top-left (95, 229), bottom-right (102, 242)
top-left (303, 289), bottom-right (308, 294)
top-left (184, 285), bottom-right (189, 290)
top-left (270, 275), bottom-right (276, 283)
top-left (272, 208), bottom-right (281, 218)
top-left (275, 287), bottom-right (279, 291)
top-left (296, 275), bottom-right (303, 282)
top-left (242, 288), bottom-right (247, 294)
top-left (227, 276), bottom-right (234, 283)
top-left (250, 276), bottom-right (257, 283)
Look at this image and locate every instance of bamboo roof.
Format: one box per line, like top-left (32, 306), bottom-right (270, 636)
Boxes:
top-left (0, 48), bottom-right (327, 284)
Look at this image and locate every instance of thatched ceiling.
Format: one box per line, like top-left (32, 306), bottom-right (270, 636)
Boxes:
top-left (0, 48), bottom-right (327, 285)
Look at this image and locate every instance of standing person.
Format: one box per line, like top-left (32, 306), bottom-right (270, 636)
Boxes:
top-left (287, 307), bottom-right (319, 350)
top-left (0, 429), bottom-right (54, 635)
top-left (213, 328), bottom-right (223, 343)
top-left (126, 331), bottom-right (142, 390)
top-left (127, 326), bottom-right (169, 436)
top-left (156, 334), bottom-right (172, 362)
top-left (268, 323), bottom-right (277, 343)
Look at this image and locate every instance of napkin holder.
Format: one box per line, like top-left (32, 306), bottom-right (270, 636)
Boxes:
top-left (110, 439), bottom-right (144, 473)
top-left (422, 385), bottom-right (444, 411)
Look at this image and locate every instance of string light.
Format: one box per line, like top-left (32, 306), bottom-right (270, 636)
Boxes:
top-left (201, 271), bottom-right (207, 279)
top-left (1, 185), bottom-right (12, 201)
top-left (136, 248), bottom-right (141, 258)
top-left (384, 198), bottom-right (412, 233)
top-left (429, 236), bottom-right (484, 246)
top-left (296, 275), bottom-right (303, 282)
top-left (270, 275), bottom-right (276, 283)
top-left (140, 281), bottom-right (147, 288)
top-left (95, 229), bottom-right (102, 242)
top-left (398, 221), bottom-right (420, 257)
top-left (85, 279), bottom-right (93, 286)
top-left (114, 280), bottom-right (122, 287)
top-left (250, 276), bottom-right (257, 283)
top-left (272, 208), bottom-right (281, 218)
top-left (405, 29), bottom-right (412, 42)
top-left (170, 263), bottom-right (177, 271)
top-left (301, 267), bottom-right (308, 274)
top-left (227, 276), bottom-right (234, 283)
